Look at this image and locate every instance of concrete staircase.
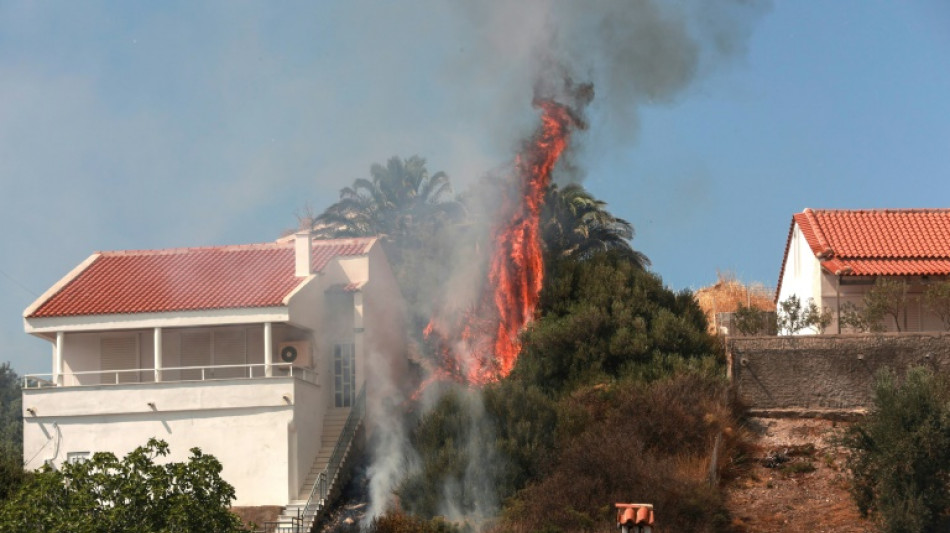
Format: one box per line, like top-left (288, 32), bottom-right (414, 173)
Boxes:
top-left (272, 408), bottom-right (353, 532)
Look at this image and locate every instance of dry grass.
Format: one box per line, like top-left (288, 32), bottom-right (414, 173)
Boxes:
top-left (695, 273), bottom-right (774, 334)
top-left (494, 374), bottom-right (748, 533)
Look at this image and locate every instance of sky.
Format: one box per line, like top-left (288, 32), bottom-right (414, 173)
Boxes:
top-left (2, 1), bottom-right (949, 376)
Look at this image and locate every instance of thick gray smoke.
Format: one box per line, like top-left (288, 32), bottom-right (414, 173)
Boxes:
top-left (361, 1), bottom-right (767, 529)
top-left (449, 0), bottom-right (768, 183)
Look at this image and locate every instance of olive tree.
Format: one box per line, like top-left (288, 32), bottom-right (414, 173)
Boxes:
top-left (924, 280), bottom-right (950, 331)
top-left (776, 295), bottom-right (831, 335)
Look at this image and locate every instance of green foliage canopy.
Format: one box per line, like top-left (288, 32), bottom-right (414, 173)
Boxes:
top-left (0, 438), bottom-right (248, 533)
top-left (842, 367), bottom-right (950, 533)
top-left (515, 252), bottom-right (718, 393)
top-left (0, 363), bottom-right (24, 502)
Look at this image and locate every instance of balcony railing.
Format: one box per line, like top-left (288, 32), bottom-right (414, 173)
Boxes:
top-left (22, 363), bottom-right (319, 389)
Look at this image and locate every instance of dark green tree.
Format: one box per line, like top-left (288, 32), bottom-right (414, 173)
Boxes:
top-left (842, 367), bottom-right (950, 533)
top-left (540, 183), bottom-right (649, 267)
top-left (0, 363), bottom-right (23, 502)
top-left (732, 302), bottom-right (774, 336)
top-left (312, 155), bottom-right (460, 240)
top-left (311, 156), bottom-right (464, 332)
top-left (515, 251), bottom-right (718, 394)
top-left (0, 438), bottom-right (248, 532)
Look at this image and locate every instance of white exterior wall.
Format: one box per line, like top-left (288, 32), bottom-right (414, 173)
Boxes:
top-left (21, 240), bottom-right (407, 507)
top-left (22, 378), bottom-right (324, 506)
top-left (291, 377), bottom-right (328, 497)
top-left (777, 224), bottom-right (824, 334)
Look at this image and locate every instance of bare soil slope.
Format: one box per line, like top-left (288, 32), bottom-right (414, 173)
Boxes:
top-left (725, 417), bottom-right (873, 533)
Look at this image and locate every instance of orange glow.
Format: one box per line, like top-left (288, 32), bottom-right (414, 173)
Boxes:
top-left (425, 99), bottom-right (575, 387)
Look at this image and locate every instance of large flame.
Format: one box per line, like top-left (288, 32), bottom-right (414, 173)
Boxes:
top-left (425, 98), bottom-right (576, 386)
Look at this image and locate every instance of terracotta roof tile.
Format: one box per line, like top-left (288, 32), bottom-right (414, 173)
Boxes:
top-left (28, 238), bottom-right (375, 318)
top-left (615, 503), bottom-right (655, 527)
top-left (777, 209), bottom-right (950, 298)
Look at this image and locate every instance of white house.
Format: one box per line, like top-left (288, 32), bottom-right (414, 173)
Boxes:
top-left (776, 208), bottom-right (950, 333)
top-left (21, 233), bottom-right (407, 517)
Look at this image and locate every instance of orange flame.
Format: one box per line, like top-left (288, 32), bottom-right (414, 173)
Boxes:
top-left (425, 99), bottom-right (576, 387)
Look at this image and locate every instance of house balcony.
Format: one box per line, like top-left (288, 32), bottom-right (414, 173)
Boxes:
top-left (22, 362), bottom-right (319, 389)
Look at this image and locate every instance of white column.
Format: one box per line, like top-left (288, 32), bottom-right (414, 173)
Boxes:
top-left (54, 331), bottom-right (64, 386)
top-left (264, 322), bottom-right (273, 377)
top-left (153, 327), bottom-right (163, 383)
top-left (353, 292), bottom-right (364, 391)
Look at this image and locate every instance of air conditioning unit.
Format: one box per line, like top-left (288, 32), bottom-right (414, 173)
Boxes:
top-left (277, 341), bottom-right (312, 368)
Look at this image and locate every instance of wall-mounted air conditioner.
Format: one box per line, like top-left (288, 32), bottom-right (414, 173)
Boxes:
top-left (277, 341), bottom-right (312, 368)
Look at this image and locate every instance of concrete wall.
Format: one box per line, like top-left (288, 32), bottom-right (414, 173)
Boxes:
top-left (729, 333), bottom-right (950, 412)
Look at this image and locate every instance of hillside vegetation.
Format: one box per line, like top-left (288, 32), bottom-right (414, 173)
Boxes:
top-left (309, 158), bottom-right (751, 532)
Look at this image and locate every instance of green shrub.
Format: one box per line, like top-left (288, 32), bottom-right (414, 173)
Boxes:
top-left (841, 367), bottom-right (950, 533)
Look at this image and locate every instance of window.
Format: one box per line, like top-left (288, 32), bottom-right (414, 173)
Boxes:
top-left (333, 343), bottom-right (355, 408)
top-left (66, 451), bottom-right (90, 464)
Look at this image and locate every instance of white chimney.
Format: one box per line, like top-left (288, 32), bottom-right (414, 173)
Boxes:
top-left (294, 232), bottom-right (312, 277)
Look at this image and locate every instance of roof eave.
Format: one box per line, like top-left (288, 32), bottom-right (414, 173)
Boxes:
top-left (24, 306), bottom-right (291, 335)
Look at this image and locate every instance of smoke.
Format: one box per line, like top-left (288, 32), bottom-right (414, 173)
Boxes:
top-left (361, 1), bottom-right (767, 529)
top-left (446, 0), bottom-right (768, 182)
top-left (362, 352), bottom-right (418, 524)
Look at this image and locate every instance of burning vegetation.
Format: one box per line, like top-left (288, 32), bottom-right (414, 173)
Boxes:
top-left (302, 2), bottom-right (770, 530)
top-left (424, 86), bottom-right (592, 386)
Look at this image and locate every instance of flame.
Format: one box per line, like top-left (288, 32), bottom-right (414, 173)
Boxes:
top-left (425, 99), bottom-right (576, 387)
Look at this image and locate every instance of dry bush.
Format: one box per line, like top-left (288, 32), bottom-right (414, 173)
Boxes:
top-left (695, 273), bottom-right (773, 335)
top-left (496, 374), bottom-right (747, 533)
top-left (366, 510), bottom-right (462, 533)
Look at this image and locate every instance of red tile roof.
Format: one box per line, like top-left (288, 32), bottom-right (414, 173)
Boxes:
top-left (615, 503), bottom-right (654, 527)
top-left (28, 238), bottom-right (375, 318)
top-left (777, 209), bottom-right (950, 297)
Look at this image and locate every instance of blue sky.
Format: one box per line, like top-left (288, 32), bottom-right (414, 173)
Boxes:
top-left (2, 1), bottom-right (949, 375)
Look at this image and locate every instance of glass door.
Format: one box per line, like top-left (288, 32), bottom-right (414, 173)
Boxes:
top-left (333, 343), bottom-right (355, 407)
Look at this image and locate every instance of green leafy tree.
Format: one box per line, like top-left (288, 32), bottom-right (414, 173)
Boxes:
top-left (312, 155), bottom-right (460, 240)
top-left (0, 363), bottom-right (23, 502)
top-left (842, 367), bottom-right (950, 533)
top-left (0, 438), bottom-right (248, 532)
top-left (0, 363), bottom-right (21, 458)
top-left (732, 303), bottom-right (774, 336)
top-left (776, 295), bottom-right (832, 335)
top-left (516, 251), bottom-right (718, 395)
top-left (311, 156), bottom-right (463, 333)
top-left (840, 278), bottom-right (910, 333)
top-left (924, 280), bottom-right (950, 331)
top-left (840, 301), bottom-right (879, 332)
top-left (540, 183), bottom-right (649, 267)
top-left (865, 278), bottom-right (909, 332)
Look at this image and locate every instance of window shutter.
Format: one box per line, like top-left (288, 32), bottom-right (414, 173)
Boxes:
top-left (180, 331), bottom-right (211, 380)
top-left (101, 335), bottom-right (138, 384)
top-left (214, 329), bottom-right (246, 378)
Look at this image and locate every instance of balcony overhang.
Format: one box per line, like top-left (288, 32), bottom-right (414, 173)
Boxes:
top-left (24, 306), bottom-right (290, 336)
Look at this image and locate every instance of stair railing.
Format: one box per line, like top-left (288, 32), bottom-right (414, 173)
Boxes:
top-left (298, 384), bottom-right (366, 531)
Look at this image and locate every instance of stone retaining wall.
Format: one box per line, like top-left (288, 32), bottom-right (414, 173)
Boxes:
top-left (728, 332), bottom-right (950, 412)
